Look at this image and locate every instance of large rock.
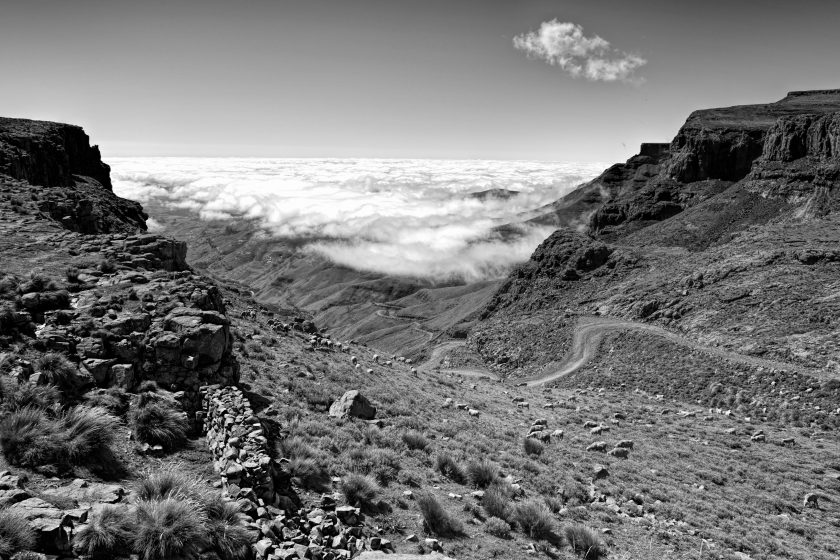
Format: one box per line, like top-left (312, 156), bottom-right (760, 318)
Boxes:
top-left (7, 497), bottom-right (73, 553)
top-left (329, 390), bottom-right (376, 420)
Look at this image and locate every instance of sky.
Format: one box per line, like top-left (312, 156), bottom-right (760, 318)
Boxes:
top-left (1, 0), bottom-right (839, 162)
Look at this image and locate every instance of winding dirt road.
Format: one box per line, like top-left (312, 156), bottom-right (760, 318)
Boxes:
top-left (420, 316), bottom-right (816, 386)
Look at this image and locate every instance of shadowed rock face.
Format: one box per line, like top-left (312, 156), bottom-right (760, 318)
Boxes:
top-left (566, 89), bottom-right (840, 239)
top-left (0, 117), bottom-right (112, 189)
top-left (0, 117), bottom-right (147, 233)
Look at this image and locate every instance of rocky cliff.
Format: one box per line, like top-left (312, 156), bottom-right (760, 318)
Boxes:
top-left (0, 117), bottom-right (147, 233)
top-left (472, 89), bottom-right (840, 377)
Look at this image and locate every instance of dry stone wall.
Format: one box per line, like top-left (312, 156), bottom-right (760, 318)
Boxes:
top-left (200, 384), bottom-right (275, 501)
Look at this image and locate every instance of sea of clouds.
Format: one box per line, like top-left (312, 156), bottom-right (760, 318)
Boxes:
top-left (110, 158), bottom-right (605, 283)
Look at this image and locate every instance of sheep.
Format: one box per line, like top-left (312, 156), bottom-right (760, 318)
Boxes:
top-left (351, 355), bottom-right (358, 365)
top-left (373, 354), bottom-right (379, 363)
top-left (366, 368), bottom-right (373, 374)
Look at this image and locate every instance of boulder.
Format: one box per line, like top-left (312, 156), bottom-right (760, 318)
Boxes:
top-left (328, 390), bottom-right (376, 420)
top-left (8, 497), bottom-right (73, 552)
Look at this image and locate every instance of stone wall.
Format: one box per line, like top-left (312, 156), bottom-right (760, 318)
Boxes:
top-left (200, 384), bottom-right (275, 501)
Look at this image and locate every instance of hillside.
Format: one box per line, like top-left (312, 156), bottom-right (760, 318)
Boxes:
top-left (0, 94), bottom-right (839, 560)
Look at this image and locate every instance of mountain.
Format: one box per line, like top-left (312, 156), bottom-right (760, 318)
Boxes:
top-left (471, 90), bottom-right (840, 383)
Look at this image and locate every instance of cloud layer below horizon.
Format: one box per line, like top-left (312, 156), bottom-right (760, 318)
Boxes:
top-left (111, 158), bottom-right (604, 283)
top-left (514, 20), bottom-right (646, 83)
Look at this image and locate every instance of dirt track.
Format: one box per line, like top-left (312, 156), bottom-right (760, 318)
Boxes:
top-left (421, 316), bottom-right (816, 386)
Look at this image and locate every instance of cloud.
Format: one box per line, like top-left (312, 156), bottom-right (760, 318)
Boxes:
top-left (111, 158), bottom-right (605, 283)
top-left (513, 20), bottom-right (646, 83)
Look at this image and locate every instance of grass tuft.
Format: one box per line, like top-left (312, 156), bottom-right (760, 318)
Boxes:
top-left (564, 524), bottom-right (606, 559)
top-left (484, 516), bottom-right (511, 539)
top-left (0, 508), bottom-right (36, 557)
top-left (434, 452), bottom-right (466, 483)
top-left (73, 505), bottom-right (133, 559)
top-left (467, 458), bottom-right (499, 488)
top-left (416, 491), bottom-right (463, 537)
top-left (341, 473), bottom-right (379, 508)
top-left (130, 401), bottom-right (188, 449)
top-left (513, 499), bottom-right (556, 540)
top-left (402, 430), bottom-right (429, 451)
top-left (133, 498), bottom-right (208, 560)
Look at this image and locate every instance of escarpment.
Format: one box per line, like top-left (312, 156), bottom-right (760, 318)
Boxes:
top-left (473, 89), bottom-right (840, 377)
top-left (562, 90), bottom-right (840, 241)
top-left (0, 117), bottom-right (147, 233)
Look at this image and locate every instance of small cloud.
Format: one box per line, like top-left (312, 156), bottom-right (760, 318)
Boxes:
top-left (513, 20), bottom-right (646, 84)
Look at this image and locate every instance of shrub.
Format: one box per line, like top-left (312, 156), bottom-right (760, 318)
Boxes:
top-left (482, 481), bottom-right (512, 520)
top-left (73, 505), bottom-right (133, 559)
top-left (402, 430), bottom-right (429, 451)
top-left (204, 496), bottom-right (252, 560)
top-left (484, 516), bottom-right (511, 539)
top-left (564, 524), bottom-right (606, 559)
top-left (523, 437), bottom-right (544, 457)
top-left (35, 353), bottom-right (78, 388)
top-left (0, 508), bottom-right (36, 557)
top-left (513, 499), bottom-right (555, 540)
top-left (133, 498), bottom-right (208, 560)
top-left (130, 401), bottom-right (188, 449)
top-left (434, 453), bottom-right (466, 483)
top-left (65, 267), bottom-right (80, 283)
top-left (341, 473), bottom-right (379, 508)
top-left (467, 458), bottom-right (499, 488)
top-left (416, 491), bottom-right (463, 537)
top-left (288, 457), bottom-right (331, 492)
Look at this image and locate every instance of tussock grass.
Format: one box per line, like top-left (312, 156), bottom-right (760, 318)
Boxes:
top-left (288, 457), bottom-right (331, 491)
top-left (434, 452), bottom-right (466, 483)
top-left (35, 352), bottom-right (77, 388)
top-left (564, 524), bottom-right (606, 559)
top-left (73, 505), bottom-right (133, 559)
top-left (204, 495), bottom-right (252, 560)
top-left (482, 481), bottom-right (513, 520)
top-left (130, 401), bottom-right (188, 449)
top-left (402, 430), bottom-right (429, 451)
top-left (134, 469), bottom-right (208, 503)
top-left (341, 473), bottom-right (379, 508)
top-left (0, 382), bottom-right (61, 413)
top-left (513, 499), bottom-right (556, 540)
top-left (467, 458), bottom-right (499, 488)
top-left (134, 498), bottom-right (208, 560)
top-left (416, 491), bottom-right (463, 537)
top-left (484, 516), bottom-right (511, 539)
top-left (0, 508), bottom-right (36, 557)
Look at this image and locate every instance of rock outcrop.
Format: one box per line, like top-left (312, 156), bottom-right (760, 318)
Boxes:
top-left (0, 117), bottom-right (147, 233)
